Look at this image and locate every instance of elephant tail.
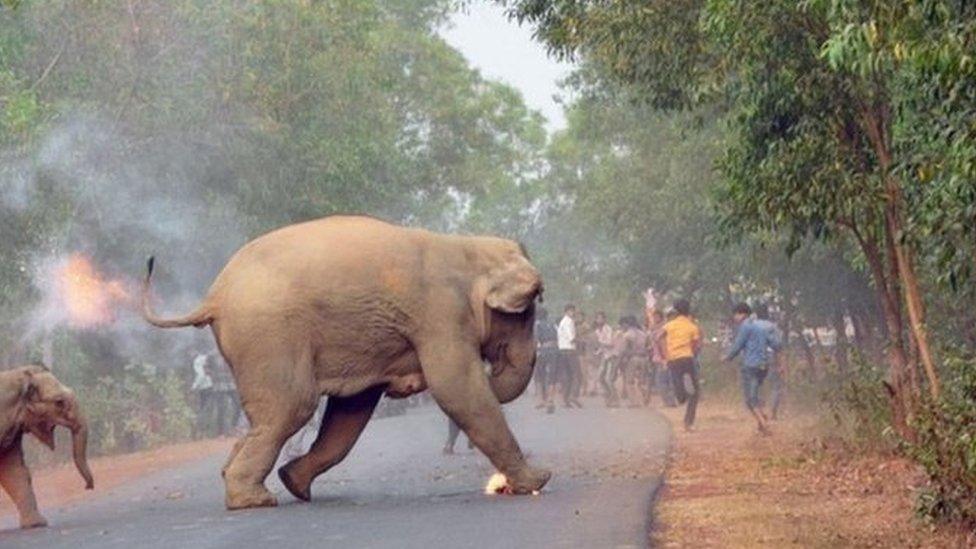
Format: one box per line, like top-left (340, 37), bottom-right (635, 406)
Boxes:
top-left (141, 256), bottom-right (214, 329)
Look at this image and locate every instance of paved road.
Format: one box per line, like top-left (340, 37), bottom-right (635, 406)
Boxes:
top-left (1, 398), bottom-right (671, 549)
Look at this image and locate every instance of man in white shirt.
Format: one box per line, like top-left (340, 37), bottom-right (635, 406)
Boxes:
top-left (557, 304), bottom-right (583, 408)
top-left (190, 353), bottom-right (214, 437)
top-left (557, 305), bottom-right (577, 351)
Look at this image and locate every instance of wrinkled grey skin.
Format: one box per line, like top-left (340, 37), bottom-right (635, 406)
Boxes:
top-left (0, 365), bottom-right (93, 528)
top-left (143, 215), bottom-right (550, 510)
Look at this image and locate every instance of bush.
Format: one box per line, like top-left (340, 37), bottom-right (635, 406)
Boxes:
top-left (818, 353), bottom-right (895, 452)
top-left (78, 363), bottom-right (196, 455)
top-left (905, 353), bottom-right (976, 527)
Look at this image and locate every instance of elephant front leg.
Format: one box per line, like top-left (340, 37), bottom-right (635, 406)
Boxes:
top-left (419, 342), bottom-right (551, 494)
top-left (278, 386), bottom-right (384, 502)
top-left (0, 444), bottom-right (47, 528)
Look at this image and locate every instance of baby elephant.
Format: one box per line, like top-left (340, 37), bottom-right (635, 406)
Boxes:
top-left (0, 365), bottom-right (93, 528)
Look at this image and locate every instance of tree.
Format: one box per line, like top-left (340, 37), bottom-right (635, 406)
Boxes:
top-left (0, 0), bottom-right (548, 375)
top-left (505, 0), bottom-right (976, 432)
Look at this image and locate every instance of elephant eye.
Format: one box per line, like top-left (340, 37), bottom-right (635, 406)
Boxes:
top-left (54, 398), bottom-right (67, 409)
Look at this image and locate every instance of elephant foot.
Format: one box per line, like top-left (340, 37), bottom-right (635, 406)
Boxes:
top-left (506, 466), bottom-right (552, 494)
top-left (19, 514), bottom-right (48, 529)
top-left (225, 485), bottom-right (278, 510)
top-left (277, 462), bottom-right (312, 502)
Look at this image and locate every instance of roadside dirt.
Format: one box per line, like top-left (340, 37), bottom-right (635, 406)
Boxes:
top-left (1, 437), bottom-right (234, 520)
top-left (651, 403), bottom-right (974, 548)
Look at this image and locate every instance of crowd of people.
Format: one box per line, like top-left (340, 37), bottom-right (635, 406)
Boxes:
top-left (532, 296), bottom-right (785, 435)
top-left (532, 303), bottom-right (684, 415)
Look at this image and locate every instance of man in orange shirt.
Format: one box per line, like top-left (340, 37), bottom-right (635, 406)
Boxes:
top-left (657, 298), bottom-right (702, 431)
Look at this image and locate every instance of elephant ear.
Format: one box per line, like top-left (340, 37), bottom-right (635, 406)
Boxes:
top-left (20, 371), bottom-right (56, 450)
top-left (472, 256), bottom-right (542, 343)
top-left (484, 257), bottom-right (542, 314)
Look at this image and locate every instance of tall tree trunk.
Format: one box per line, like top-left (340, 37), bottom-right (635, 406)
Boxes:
top-left (845, 223), bottom-right (912, 436)
top-left (890, 209), bottom-right (938, 398)
top-left (883, 220), bottom-right (921, 401)
top-left (863, 104), bottom-right (940, 399)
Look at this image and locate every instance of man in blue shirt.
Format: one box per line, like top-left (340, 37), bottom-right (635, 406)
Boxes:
top-left (723, 303), bottom-right (782, 435)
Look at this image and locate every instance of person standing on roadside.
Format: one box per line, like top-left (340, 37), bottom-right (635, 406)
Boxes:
top-left (557, 304), bottom-right (584, 408)
top-left (533, 307), bottom-right (559, 414)
top-left (575, 310), bottom-right (595, 398)
top-left (658, 299), bottom-right (702, 431)
top-left (723, 302), bottom-right (782, 435)
top-left (190, 351), bottom-right (214, 438)
top-left (443, 418), bottom-right (475, 454)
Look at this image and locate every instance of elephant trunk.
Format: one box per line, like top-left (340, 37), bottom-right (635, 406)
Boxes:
top-left (70, 415), bottom-right (94, 490)
top-left (488, 348), bottom-right (535, 404)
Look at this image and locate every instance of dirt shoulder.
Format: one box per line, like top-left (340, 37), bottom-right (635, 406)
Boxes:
top-left (651, 403), bottom-right (973, 548)
top-left (1, 437), bottom-right (234, 519)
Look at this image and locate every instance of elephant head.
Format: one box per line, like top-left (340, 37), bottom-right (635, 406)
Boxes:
top-left (21, 366), bottom-right (94, 490)
top-left (472, 246), bottom-right (543, 403)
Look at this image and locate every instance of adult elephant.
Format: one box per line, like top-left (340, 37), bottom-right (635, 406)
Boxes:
top-left (0, 365), bottom-right (94, 528)
top-left (142, 215), bottom-right (549, 510)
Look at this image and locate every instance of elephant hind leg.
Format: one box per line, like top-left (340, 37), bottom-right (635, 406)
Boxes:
top-left (221, 438), bottom-right (245, 479)
top-left (278, 385), bottom-right (384, 502)
top-left (221, 360), bottom-right (318, 510)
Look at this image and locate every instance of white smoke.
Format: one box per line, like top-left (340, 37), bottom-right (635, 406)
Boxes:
top-left (1, 113), bottom-right (246, 368)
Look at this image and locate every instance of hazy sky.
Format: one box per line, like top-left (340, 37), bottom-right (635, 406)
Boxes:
top-left (440, 3), bottom-right (573, 132)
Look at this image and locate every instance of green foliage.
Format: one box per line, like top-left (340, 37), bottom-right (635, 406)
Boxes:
top-left (78, 364), bottom-right (195, 455)
top-left (820, 353), bottom-right (894, 451)
top-left (536, 69), bottom-right (740, 314)
top-left (906, 352), bottom-right (976, 527)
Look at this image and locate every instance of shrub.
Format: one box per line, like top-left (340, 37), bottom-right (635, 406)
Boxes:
top-left (77, 363), bottom-right (196, 455)
top-left (905, 353), bottom-right (976, 527)
top-left (818, 353), bottom-right (895, 452)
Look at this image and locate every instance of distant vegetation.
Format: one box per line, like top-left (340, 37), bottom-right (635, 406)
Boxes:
top-left (509, 0), bottom-right (976, 528)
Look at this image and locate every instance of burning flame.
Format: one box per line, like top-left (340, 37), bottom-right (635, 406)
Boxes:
top-left (485, 472), bottom-right (510, 495)
top-left (484, 472), bottom-right (542, 496)
top-left (53, 253), bottom-right (132, 328)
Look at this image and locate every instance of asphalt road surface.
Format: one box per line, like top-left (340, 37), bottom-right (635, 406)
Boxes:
top-left (1, 397), bottom-right (671, 549)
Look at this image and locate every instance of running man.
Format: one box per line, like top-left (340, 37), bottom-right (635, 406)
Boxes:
top-left (659, 299), bottom-right (702, 431)
top-left (723, 302), bottom-right (782, 435)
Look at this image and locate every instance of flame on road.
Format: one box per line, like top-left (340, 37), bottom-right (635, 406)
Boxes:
top-left (54, 253), bottom-right (132, 328)
top-left (484, 472), bottom-right (542, 496)
top-left (484, 472), bottom-right (510, 495)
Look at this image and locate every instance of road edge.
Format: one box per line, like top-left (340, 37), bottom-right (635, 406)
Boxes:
top-left (644, 408), bottom-right (675, 548)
